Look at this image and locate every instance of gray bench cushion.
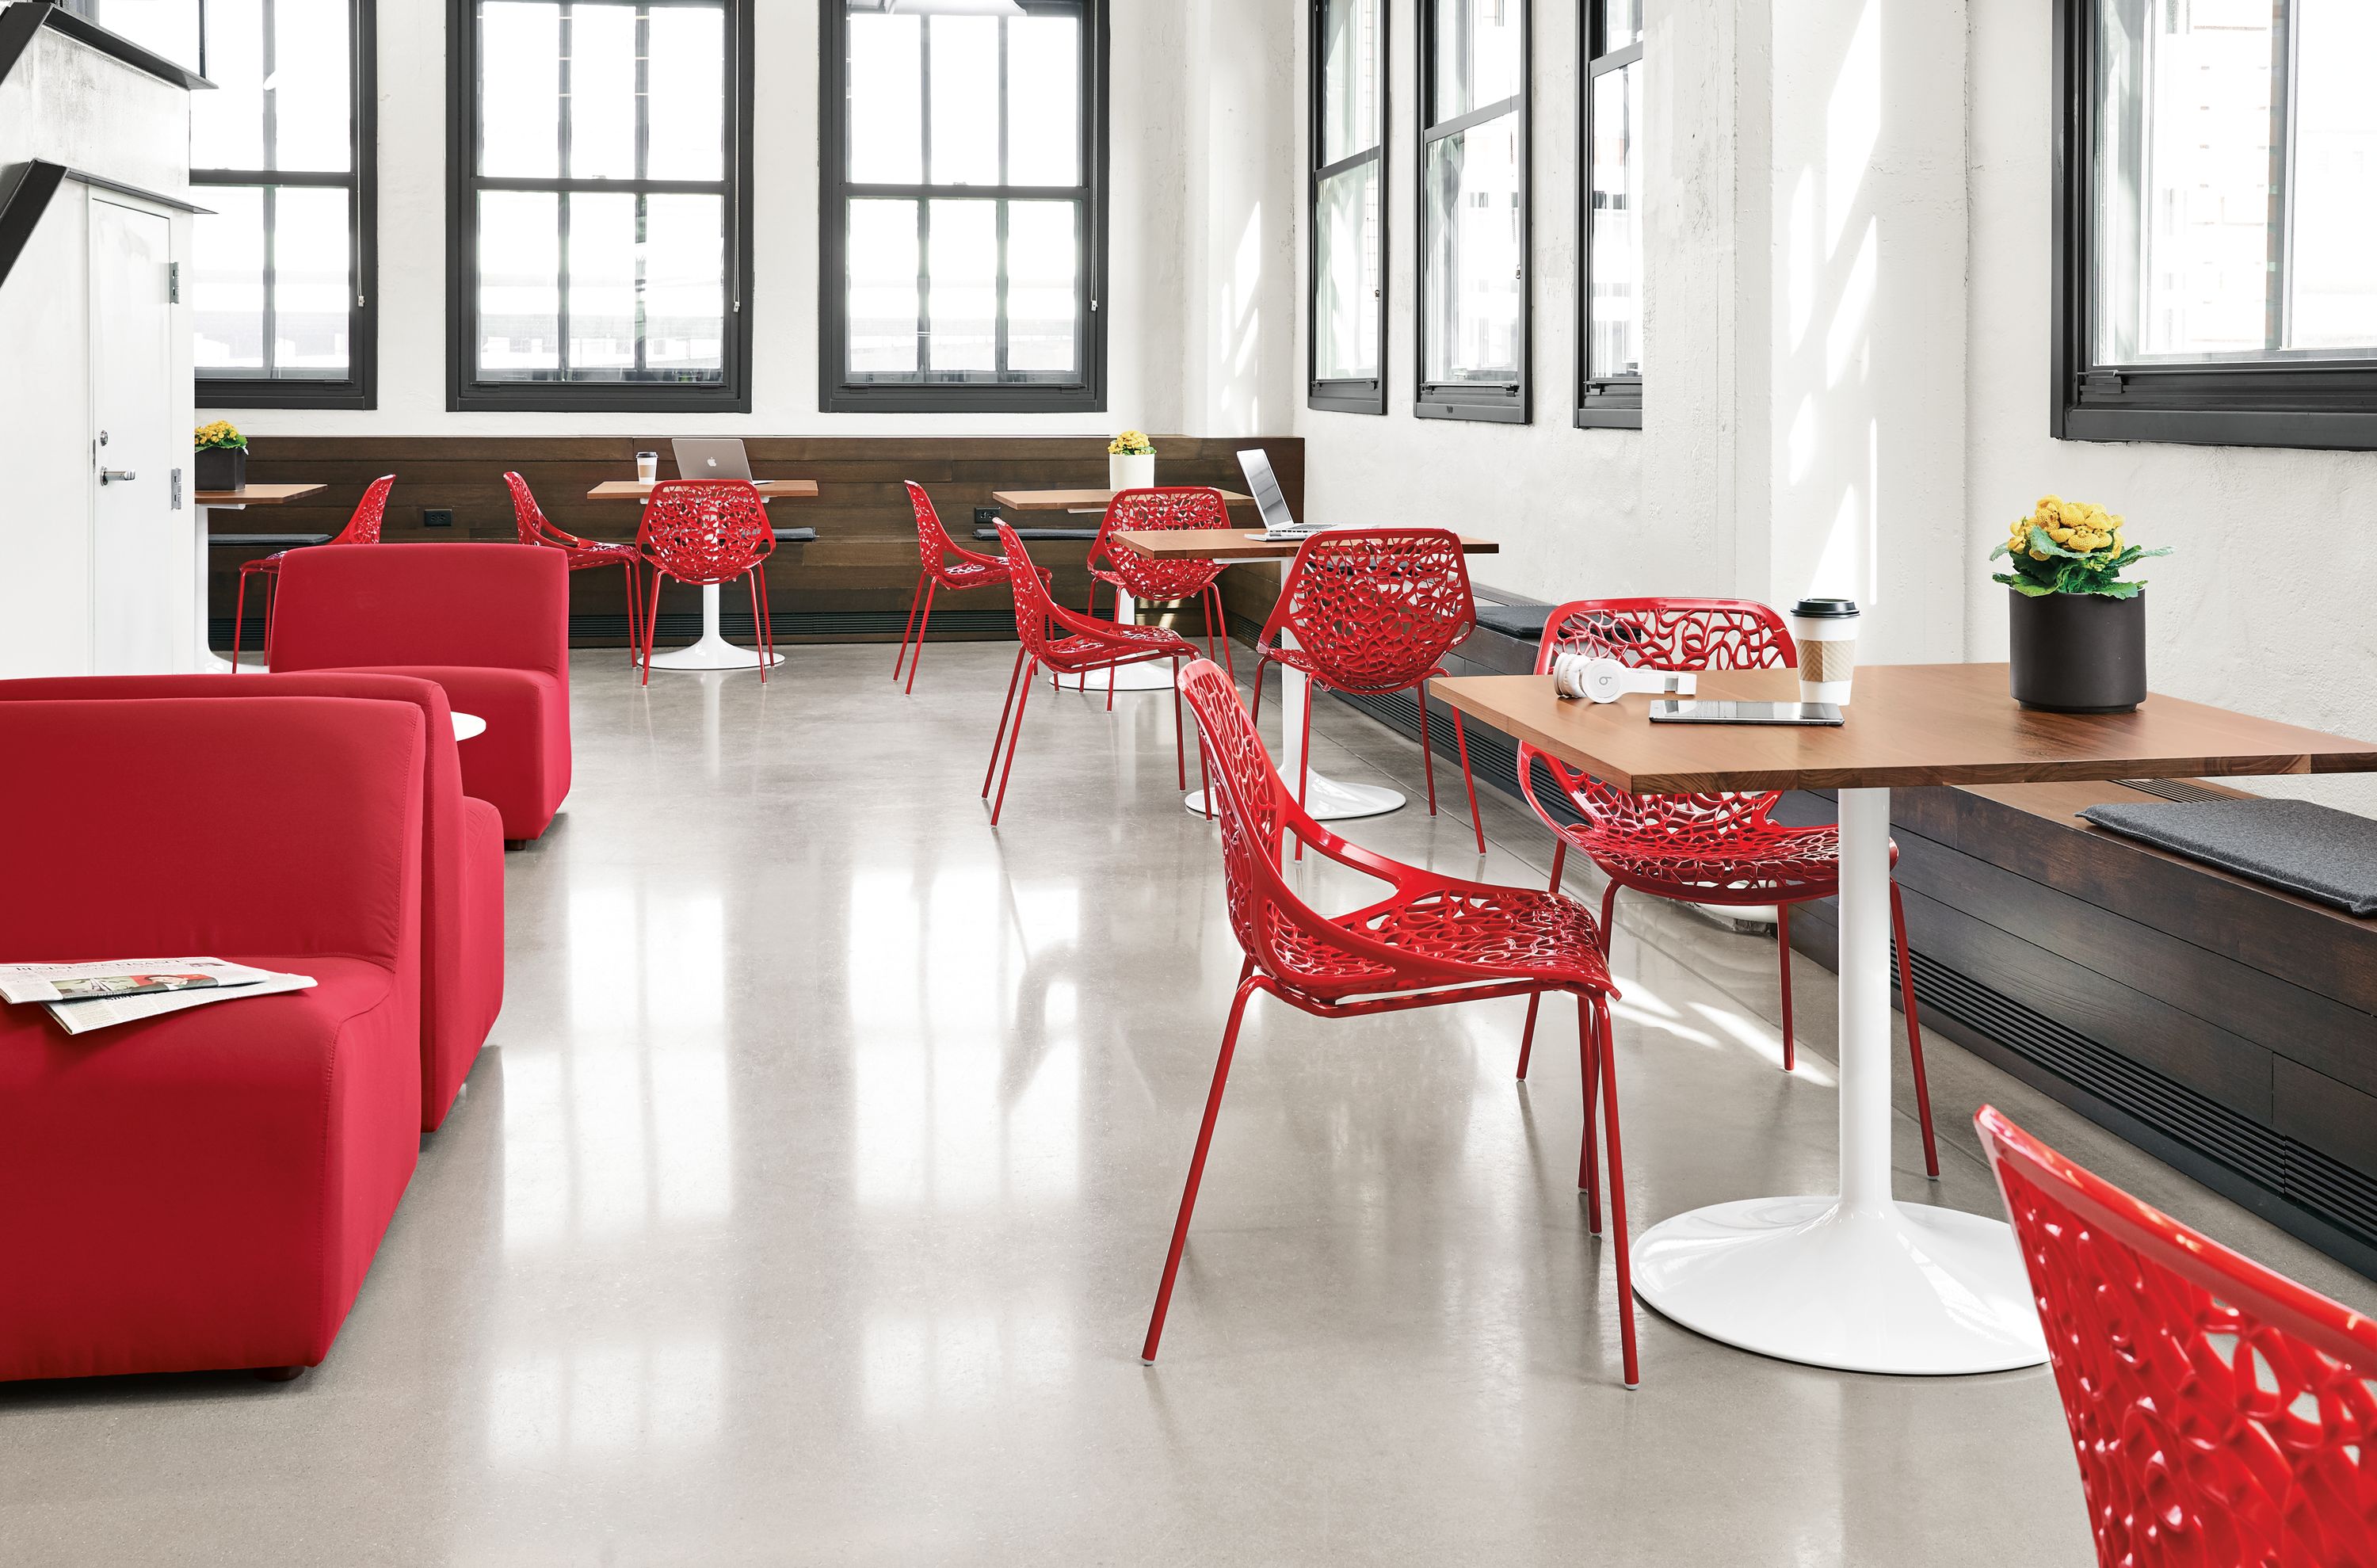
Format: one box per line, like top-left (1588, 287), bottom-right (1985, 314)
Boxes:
top-left (772, 526), bottom-right (817, 544)
top-left (2080, 798), bottom-right (2377, 917)
top-left (1475, 602), bottom-right (1553, 642)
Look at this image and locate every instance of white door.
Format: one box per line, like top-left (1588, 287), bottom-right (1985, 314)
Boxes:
top-left (89, 196), bottom-right (179, 674)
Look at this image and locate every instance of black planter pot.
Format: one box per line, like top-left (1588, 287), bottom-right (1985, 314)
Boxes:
top-left (194, 446), bottom-right (246, 493)
top-left (2007, 588), bottom-right (2146, 713)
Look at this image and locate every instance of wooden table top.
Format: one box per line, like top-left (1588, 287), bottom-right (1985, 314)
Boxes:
top-left (587, 479), bottom-right (819, 501)
top-left (1429, 663), bottom-right (2377, 795)
top-left (991, 488), bottom-right (1253, 511)
top-left (195, 483), bottom-right (326, 505)
top-left (1109, 528), bottom-right (1501, 562)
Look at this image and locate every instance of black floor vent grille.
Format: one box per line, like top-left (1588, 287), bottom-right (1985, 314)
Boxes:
top-left (2116, 778), bottom-right (2234, 804)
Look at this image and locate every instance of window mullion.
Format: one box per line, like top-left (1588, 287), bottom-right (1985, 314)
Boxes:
top-left (2267, 0), bottom-right (2297, 353)
top-left (635, 5), bottom-right (651, 373)
top-left (995, 17), bottom-right (1009, 377)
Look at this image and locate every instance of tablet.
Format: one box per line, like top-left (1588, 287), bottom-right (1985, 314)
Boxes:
top-left (1649, 700), bottom-right (1844, 727)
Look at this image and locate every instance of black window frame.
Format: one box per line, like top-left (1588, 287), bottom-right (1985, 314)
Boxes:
top-left (189, 0), bottom-right (379, 412)
top-left (1574, 0), bottom-right (1639, 429)
top-left (444, 0), bottom-right (755, 414)
top-left (1308, 0), bottom-right (1389, 417)
top-left (2053, 0), bottom-right (2377, 452)
top-left (1414, 0), bottom-right (1529, 425)
top-left (818, 0), bottom-right (1109, 416)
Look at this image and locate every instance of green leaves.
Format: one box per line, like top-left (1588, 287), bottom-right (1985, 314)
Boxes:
top-left (1990, 525), bottom-right (2168, 600)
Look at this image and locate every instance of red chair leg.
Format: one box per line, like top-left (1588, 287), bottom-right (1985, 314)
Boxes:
top-left (642, 570), bottom-right (666, 686)
top-left (747, 573), bottom-right (767, 685)
top-left (261, 574), bottom-right (277, 663)
top-left (1777, 900), bottom-right (1797, 1073)
top-left (231, 569), bottom-right (250, 671)
top-left (1207, 585), bottom-right (1238, 684)
top-left (905, 580), bottom-right (938, 695)
top-left (1451, 708), bottom-right (1486, 856)
top-left (984, 648), bottom-right (1029, 796)
top-left (1578, 994), bottom-right (1603, 1233)
top-left (757, 563), bottom-right (776, 662)
top-left (623, 559), bottom-right (643, 668)
top-left (1170, 658), bottom-right (1188, 790)
top-left (1294, 689), bottom-right (1314, 862)
top-left (990, 659), bottom-right (1038, 826)
top-left (1517, 840), bottom-right (1570, 1079)
top-left (1891, 881), bottom-right (1941, 1179)
top-left (1593, 998), bottom-right (1641, 1389)
top-left (895, 573), bottom-right (927, 681)
top-left (1598, 879), bottom-right (1619, 957)
top-left (1416, 693), bottom-right (1439, 815)
top-left (1142, 975), bottom-right (1259, 1364)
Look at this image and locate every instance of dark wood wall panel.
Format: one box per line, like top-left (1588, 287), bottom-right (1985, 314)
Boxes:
top-left (215, 434), bottom-right (1303, 647)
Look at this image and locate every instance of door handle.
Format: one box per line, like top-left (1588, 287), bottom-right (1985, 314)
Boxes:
top-left (100, 469), bottom-right (138, 484)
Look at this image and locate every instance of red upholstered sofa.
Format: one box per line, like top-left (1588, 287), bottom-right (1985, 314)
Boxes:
top-left (271, 542), bottom-right (572, 842)
top-left (0, 673), bottom-right (504, 1130)
top-left (0, 697), bottom-right (425, 1380)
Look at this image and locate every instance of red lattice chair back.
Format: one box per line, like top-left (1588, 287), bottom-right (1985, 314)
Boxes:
top-left (335, 474), bottom-right (395, 545)
top-left (1090, 487), bottom-right (1230, 601)
top-left (504, 470), bottom-right (554, 546)
top-left (637, 479), bottom-right (774, 586)
top-left (906, 481), bottom-right (981, 573)
top-left (231, 474), bottom-right (394, 669)
top-left (1258, 528), bottom-right (1478, 692)
top-left (1978, 1104), bottom-right (2377, 1566)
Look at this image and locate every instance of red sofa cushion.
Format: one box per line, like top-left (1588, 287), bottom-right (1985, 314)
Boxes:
top-left (0, 672), bottom-right (506, 1130)
top-left (0, 698), bottom-right (424, 1379)
top-left (271, 543), bottom-right (572, 840)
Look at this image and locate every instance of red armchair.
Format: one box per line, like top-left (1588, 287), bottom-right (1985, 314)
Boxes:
top-left (0, 673), bottom-right (505, 1131)
top-left (270, 543), bottom-right (572, 842)
top-left (0, 696), bottom-right (425, 1380)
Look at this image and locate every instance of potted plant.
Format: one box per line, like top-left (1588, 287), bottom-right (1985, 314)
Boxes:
top-left (194, 421), bottom-right (247, 493)
top-left (1990, 495), bottom-right (2170, 713)
top-left (1107, 429), bottom-right (1155, 493)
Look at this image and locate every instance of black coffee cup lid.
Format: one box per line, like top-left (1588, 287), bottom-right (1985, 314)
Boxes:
top-left (1791, 597), bottom-right (1860, 619)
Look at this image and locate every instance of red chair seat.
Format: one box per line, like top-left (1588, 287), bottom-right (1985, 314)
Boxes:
top-left (1273, 882), bottom-right (1613, 1005)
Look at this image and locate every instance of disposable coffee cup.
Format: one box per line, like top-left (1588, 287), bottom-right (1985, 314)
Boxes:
top-left (1789, 598), bottom-right (1860, 707)
top-left (635, 451), bottom-right (659, 483)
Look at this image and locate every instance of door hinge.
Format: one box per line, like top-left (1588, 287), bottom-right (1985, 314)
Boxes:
top-left (168, 261), bottom-right (179, 303)
top-left (171, 467), bottom-right (183, 509)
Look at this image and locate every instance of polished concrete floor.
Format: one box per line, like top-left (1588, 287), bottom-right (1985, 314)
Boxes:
top-left (7, 643), bottom-right (2373, 1565)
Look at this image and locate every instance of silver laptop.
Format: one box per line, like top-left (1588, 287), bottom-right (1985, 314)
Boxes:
top-left (1236, 448), bottom-right (1317, 538)
top-left (672, 437), bottom-right (754, 481)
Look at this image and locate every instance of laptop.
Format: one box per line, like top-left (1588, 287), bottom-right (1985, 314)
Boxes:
top-left (671, 437), bottom-right (754, 482)
top-left (1235, 448), bottom-right (1319, 540)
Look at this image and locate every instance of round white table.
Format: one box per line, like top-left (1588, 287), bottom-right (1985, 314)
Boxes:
top-left (452, 712), bottom-right (486, 742)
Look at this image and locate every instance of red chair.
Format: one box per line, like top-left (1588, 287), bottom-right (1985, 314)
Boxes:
top-left (895, 481), bottom-right (1047, 695)
top-left (506, 471), bottom-right (645, 668)
top-left (1085, 486), bottom-right (1238, 686)
top-left (1147, 658), bottom-right (1639, 1386)
top-left (636, 479), bottom-right (776, 686)
top-left (1978, 1104), bottom-right (2377, 1565)
top-left (0, 695), bottom-right (425, 1380)
top-left (271, 543), bottom-right (572, 843)
top-left (233, 473), bottom-right (394, 670)
top-left (1513, 598), bottom-right (1940, 1177)
top-left (0, 672), bottom-right (505, 1131)
top-left (982, 523), bottom-right (1199, 826)
top-left (1251, 528), bottom-right (1486, 856)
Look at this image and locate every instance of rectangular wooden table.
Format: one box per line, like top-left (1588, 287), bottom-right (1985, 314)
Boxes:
top-left (1431, 662), bottom-right (2377, 1377)
top-left (195, 483), bottom-right (328, 672)
top-left (589, 478), bottom-right (818, 671)
top-left (992, 487), bottom-right (1252, 513)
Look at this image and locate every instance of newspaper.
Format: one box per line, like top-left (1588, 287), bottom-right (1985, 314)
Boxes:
top-left (0, 959), bottom-right (317, 1036)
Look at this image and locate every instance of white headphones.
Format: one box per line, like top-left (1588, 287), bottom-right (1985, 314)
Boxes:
top-left (1552, 654), bottom-right (1697, 704)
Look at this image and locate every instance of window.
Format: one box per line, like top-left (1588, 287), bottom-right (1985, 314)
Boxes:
top-left (1310, 0), bottom-right (1387, 415)
top-left (448, 0), bottom-right (753, 412)
top-left (1417, 0), bottom-right (1527, 422)
top-left (92, 0), bottom-right (376, 408)
top-left (1576, 0), bottom-right (1639, 429)
top-left (2057, 0), bottom-right (2377, 448)
top-left (820, 1), bottom-right (1107, 414)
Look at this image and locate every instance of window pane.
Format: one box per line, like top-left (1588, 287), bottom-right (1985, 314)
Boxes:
top-left (848, 13), bottom-right (922, 184)
top-left (2286, 0), bottom-right (2377, 353)
top-left (1006, 14), bottom-right (1079, 185)
top-left (1319, 0), bottom-right (1382, 164)
top-left (568, 192), bottom-right (638, 371)
top-left (1594, 0), bottom-right (1642, 55)
top-left (271, 0), bottom-right (350, 173)
top-left (926, 199), bottom-right (997, 373)
top-left (848, 198), bottom-right (919, 375)
top-left (479, 189), bottom-right (561, 372)
top-left (1314, 161), bottom-right (1380, 380)
top-left (1431, 0), bottom-right (1519, 123)
top-left (193, 186), bottom-right (265, 372)
top-left (1588, 59), bottom-right (1640, 379)
top-left (191, 0), bottom-right (264, 170)
top-left (568, 3), bottom-right (638, 181)
top-left (928, 17), bottom-right (999, 186)
top-left (1423, 114), bottom-right (1522, 383)
top-left (274, 185), bottom-right (351, 374)
top-left (93, 0), bottom-right (200, 73)
top-left (481, 2), bottom-right (561, 178)
top-left (1006, 200), bottom-right (1078, 375)
top-left (647, 193), bottom-right (725, 372)
top-left (648, 5), bottom-right (727, 181)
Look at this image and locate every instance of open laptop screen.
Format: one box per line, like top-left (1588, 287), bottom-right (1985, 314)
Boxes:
top-left (671, 438), bottom-right (754, 481)
top-left (1236, 448), bottom-right (1296, 532)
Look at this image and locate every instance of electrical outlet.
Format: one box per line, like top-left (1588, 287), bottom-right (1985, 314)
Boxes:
top-left (973, 506), bottom-right (1001, 528)
top-left (423, 508), bottom-right (455, 528)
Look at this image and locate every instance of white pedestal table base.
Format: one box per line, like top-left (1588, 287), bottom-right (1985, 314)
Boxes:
top-left (646, 583), bottom-right (783, 672)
